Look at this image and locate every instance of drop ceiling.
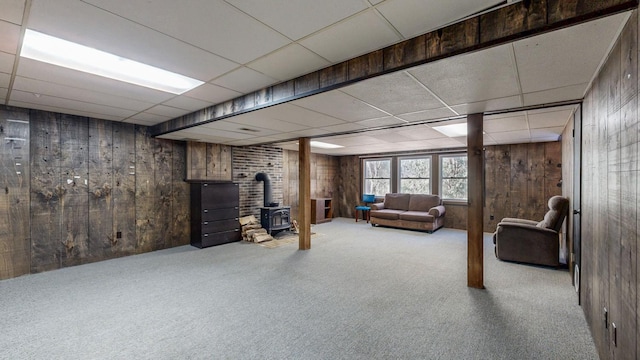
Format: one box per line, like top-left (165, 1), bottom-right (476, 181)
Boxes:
top-left (0, 0), bottom-right (632, 155)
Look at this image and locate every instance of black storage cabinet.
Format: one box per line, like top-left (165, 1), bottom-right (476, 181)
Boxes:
top-left (190, 182), bottom-right (240, 248)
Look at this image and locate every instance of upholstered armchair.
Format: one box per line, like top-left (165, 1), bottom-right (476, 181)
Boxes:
top-left (493, 196), bottom-right (570, 267)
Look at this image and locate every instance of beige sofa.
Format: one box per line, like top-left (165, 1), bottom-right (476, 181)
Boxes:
top-left (370, 193), bottom-right (445, 232)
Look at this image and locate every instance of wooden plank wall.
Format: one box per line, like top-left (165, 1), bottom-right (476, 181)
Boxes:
top-left (0, 107), bottom-right (189, 280)
top-left (579, 10), bottom-right (638, 359)
top-left (0, 107), bottom-right (30, 279)
top-left (334, 143), bottom-right (561, 232)
top-left (283, 150), bottom-right (339, 221)
top-left (185, 141), bottom-right (232, 181)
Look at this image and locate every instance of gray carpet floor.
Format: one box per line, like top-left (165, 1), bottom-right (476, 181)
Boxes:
top-left (0, 218), bottom-right (597, 359)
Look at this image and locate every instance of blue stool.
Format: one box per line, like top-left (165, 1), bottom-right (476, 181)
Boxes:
top-left (355, 194), bottom-right (376, 223)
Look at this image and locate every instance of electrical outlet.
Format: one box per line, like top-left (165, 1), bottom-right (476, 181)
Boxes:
top-left (490, 215), bottom-right (494, 220)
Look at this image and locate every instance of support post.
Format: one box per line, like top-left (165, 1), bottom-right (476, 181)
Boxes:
top-left (298, 137), bottom-right (311, 250)
top-left (467, 113), bottom-right (484, 289)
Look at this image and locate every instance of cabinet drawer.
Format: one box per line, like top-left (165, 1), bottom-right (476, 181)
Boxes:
top-left (202, 218), bottom-right (239, 233)
top-left (201, 183), bottom-right (239, 209)
top-left (202, 207), bottom-right (239, 221)
top-left (201, 229), bottom-right (241, 247)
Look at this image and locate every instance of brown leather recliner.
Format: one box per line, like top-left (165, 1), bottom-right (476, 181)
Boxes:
top-left (493, 196), bottom-right (569, 267)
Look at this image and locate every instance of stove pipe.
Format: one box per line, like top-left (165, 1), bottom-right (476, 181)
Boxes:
top-left (255, 172), bottom-right (273, 207)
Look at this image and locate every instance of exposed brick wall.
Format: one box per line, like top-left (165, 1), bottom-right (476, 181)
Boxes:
top-left (232, 145), bottom-right (284, 218)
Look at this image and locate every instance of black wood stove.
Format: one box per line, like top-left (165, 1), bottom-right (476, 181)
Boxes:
top-left (260, 206), bottom-right (291, 235)
top-left (256, 172), bottom-right (291, 235)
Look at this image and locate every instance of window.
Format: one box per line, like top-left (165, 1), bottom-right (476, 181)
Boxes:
top-left (363, 158), bottom-right (391, 196)
top-left (399, 157), bottom-right (431, 194)
top-left (440, 154), bottom-right (468, 200)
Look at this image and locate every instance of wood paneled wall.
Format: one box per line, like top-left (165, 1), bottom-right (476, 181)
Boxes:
top-left (186, 141), bottom-right (232, 181)
top-left (334, 143), bottom-right (561, 232)
top-left (579, 11), bottom-right (638, 359)
top-left (0, 106), bottom-right (189, 280)
top-left (283, 150), bottom-right (339, 220)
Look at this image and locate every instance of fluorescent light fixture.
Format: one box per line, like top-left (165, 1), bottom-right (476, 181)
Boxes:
top-left (295, 141), bottom-right (344, 149)
top-left (311, 141), bottom-right (343, 149)
top-left (433, 123), bottom-right (467, 137)
top-left (20, 29), bottom-right (204, 94)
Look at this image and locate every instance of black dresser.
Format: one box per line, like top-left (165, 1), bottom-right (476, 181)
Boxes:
top-left (190, 182), bottom-right (240, 248)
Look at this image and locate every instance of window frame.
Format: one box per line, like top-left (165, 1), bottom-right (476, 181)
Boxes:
top-left (439, 153), bottom-right (468, 201)
top-left (362, 157), bottom-right (392, 197)
top-left (397, 155), bottom-right (432, 195)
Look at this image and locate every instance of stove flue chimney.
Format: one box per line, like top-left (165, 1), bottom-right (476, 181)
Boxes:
top-left (255, 172), bottom-right (274, 207)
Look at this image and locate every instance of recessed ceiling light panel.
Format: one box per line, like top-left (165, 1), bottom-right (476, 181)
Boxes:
top-left (432, 123), bottom-right (468, 137)
top-left (20, 29), bottom-right (204, 94)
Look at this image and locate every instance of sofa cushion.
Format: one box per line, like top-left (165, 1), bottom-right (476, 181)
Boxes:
top-left (370, 209), bottom-right (405, 220)
top-left (408, 194), bottom-right (440, 211)
top-left (383, 193), bottom-right (411, 210)
top-left (399, 211), bottom-right (434, 222)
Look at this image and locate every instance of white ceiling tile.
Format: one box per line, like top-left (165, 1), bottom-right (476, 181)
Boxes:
top-left (527, 109), bottom-right (573, 129)
top-left (523, 84), bottom-right (586, 106)
top-left (530, 127), bottom-right (564, 140)
top-left (355, 116), bottom-right (405, 127)
top-left (483, 115), bottom-right (528, 133)
top-left (0, 0), bottom-right (26, 24)
top-left (293, 91), bottom-right (388, 121)
top-left (284, 128), bottom-right (334, 137)
top-left (125, 112), bottom-right (172, 125)
top-left (0, 72), bottom-right (9, 88)
top-left (370, 132), bottom-right (415, 143)
top-left (201, 120), bottom-right (280, 137)
top-left (226, 112), bottom-right (309, 132)
top-left (376, 0), bottom-right (502, 38)
top-left (146, 105), bottom-right (191, 118)
top-left (320, 122), bottom-right (367, 133)
top-left (342, 71), bottom-right (444, 114)
top-left (248, 44), bottom-right (330, 81)
top-left (490, 130), bottom-right (531, 142)
top-left (0, 21), bottom-right (20, 54)
top-left (226, 0), bottom-right (367, 40)
top-left (9, 100), bottom-right (123, 121)
top-left (183, 83), bottom-right (242, 104)
top-left (12, 76), bottom-right (156, 111)
top-left (395, 126), bottom-right (446, 140)
top-left (212, 67), bottom-right (278, 94)
top-left (84, 0), bottom-right (290, 64)
top-left (16, 58), bottom-right (176, 103)
top-left (514, 12), bottom-right (629, 93)
top-left (328, 135), bottom-right (382, 146)
top-left (196, 125), bottom-right (258, 140)
top-left (423, 137), bottom-right (468, 148)
top-left (0, 52), bottom-right (15, 73)
top-left (396, 107), bottom-right (458, 122)
top-left (261, 103), bottom-right (346, 127)
top-left (161, 96), bottom-right (214, 112)
top-left (485, 111), bottom-right (526, 120)
top-left (28, 0), bottom-right (239, 81)
top-left (0, 87), bottom-right (7, 99)
top-left (11, 90), bottom-right (138, 118)
top-left (299, 9), bottom-right (401, 63)
top-left (450, 96), bottom-right (522, 115)
top-left (409, 44), bottom-right (519, 105)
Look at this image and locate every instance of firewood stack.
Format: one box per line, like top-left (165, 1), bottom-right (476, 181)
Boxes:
top-left (239, 215), bottom-right (273, 243)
